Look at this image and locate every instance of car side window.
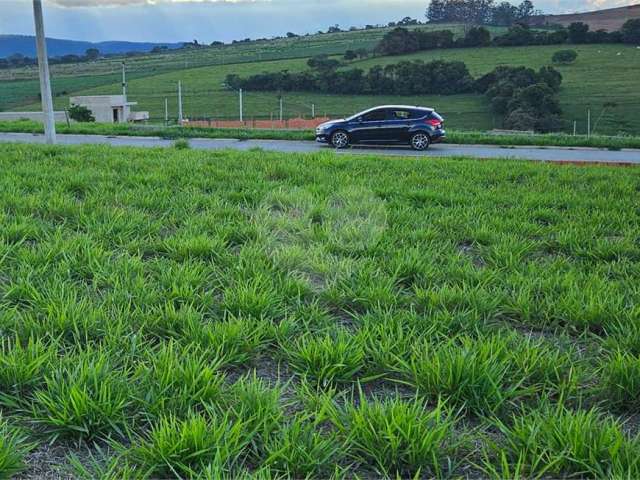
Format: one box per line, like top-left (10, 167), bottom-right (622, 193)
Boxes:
top-left (391, 110), bottom-right (412, 120)
top-left (361, 109), bottom-right (387, 122)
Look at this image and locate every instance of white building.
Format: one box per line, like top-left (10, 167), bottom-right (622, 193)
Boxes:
top-left (69, 95), bottom-right (149, 123)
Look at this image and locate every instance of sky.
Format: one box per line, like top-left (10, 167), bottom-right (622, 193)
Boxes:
top-left (0, 0), bottom-right (636, 44)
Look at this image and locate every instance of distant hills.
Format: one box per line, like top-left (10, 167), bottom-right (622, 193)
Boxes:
top-left (0, 35), bottom-right (184, 58)
top-left (530, 4), bottom-right (640, 31)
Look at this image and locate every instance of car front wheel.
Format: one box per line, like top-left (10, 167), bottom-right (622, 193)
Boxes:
top-left (410, 132), bottom-right (431, 151)
top-left (330, 130), bottom-right (350, 149)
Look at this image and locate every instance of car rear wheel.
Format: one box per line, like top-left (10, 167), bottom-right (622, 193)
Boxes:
top-left (330, 130), bottom-right (350, 149)
top-left (410, 132), bottom-right (431, 151)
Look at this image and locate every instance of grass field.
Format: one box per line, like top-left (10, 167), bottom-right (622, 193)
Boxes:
top-left (1, 143), bottom-right (640, 478)
top-left (4, 119), bottom-right (640, 149)
top-left (14, 43), bottom-right (640, 135)
top-left (0, 23), bottom-right (481, 112)
top-left (1, 23), bottom-right (489, 83)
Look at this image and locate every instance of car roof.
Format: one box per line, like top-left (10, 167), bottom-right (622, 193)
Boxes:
top-left (346, 105), bottom-right (436, 121)
top-left (371, 105), bottom-right (434, 111)
top-left (355, 105), bottom-right (434, 116)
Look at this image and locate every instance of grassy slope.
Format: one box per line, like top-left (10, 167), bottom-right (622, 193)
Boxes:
top-left (1, 143), bottom-right (640, 478)
top-left (3, 119), bottom-right (640, 149)
top-left (353, 43), bottom-right (640, 135)
top-left (16, 43), bottom-right (640, 135)
top-left (0, 23), bottom-right (476, 112)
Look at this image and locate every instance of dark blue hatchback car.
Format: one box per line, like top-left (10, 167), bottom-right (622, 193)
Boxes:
top-left (316, 105), bottom-right (445, 150)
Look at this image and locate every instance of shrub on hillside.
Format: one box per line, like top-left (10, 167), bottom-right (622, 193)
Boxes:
top-left (504, 108), bottom-right (537, 131)
top-left (457, 27), bottom-right (492, 47)
top-left (621, 19), bottom-right (640, 44)
top-left (477, 66), bottom-right (564, 133)
top-left (552, 49), bottom-right (578, 64)
top-left (343, 50), bottom-right (357, 61)
top-left (375, 27), bottom-right (455, 55)
top-left (68, 104), bottom-right (95, 123)
top-left (568, 22), bottom-right (590, 44)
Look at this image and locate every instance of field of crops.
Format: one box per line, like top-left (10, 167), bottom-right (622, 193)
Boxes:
top-left (1, 143), bottom-right (639, 478)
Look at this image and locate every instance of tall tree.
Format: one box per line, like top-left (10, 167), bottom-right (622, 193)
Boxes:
top-left (426, 0), bottom-right (448, 22)
top-left (517, 0), bottom-right (537, 20)
top-left (491, 2), bottom-right (518, 26)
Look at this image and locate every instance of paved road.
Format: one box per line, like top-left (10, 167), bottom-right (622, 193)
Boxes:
top-left (1, 132), bottom-right (639, 165)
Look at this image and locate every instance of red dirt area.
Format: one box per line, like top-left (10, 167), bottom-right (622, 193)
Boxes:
top-left (185, 117), bottom-right (331, 130)
top-left (530, 4), bottom-right (640, 31)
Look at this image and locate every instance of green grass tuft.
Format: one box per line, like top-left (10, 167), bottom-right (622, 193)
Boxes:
top-left (0, 417), bottom-right (35, 478)
top-left (334, 395), bottom-right (458, 477)
top-left (483, 406), bottom-right (640, 478)
top-left (283, 330), bottom-right (366, 388)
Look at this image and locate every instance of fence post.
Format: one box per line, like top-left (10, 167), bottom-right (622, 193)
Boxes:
top-left (177, 81), bottom-right (183, 125)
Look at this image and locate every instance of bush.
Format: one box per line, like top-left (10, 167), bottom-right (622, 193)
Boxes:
top-left (68, 104), bottom-right (95, 123)
top-left (621, 18), bottom-right (640, 44)
top-left (552, 49), bottom-right (578, 64)
top-left (504, 108), bottom-right (537, 132)
top-left (568, 22), bottom-right (590, 44)
top-left (458, 26), bottom-right (491, 47)
top-left (478, 66), bottom-right (564, 133)
top-left (375, 27), bottom-right (454, 55)
top-left (173, 138), bottom-right (190, 150)
top-left (343, 49), bottom-right (357, 61)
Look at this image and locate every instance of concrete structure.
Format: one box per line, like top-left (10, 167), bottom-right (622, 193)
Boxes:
top-left (69, 95), bottom-right (149, 123)
top-left (33, 0), bottom-right (56, 144)
top-left (0, 111), bottom-right (68, 123)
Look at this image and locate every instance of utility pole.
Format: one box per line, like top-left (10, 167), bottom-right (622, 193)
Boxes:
top-left (178, 81), bottom-right (183, 125)
top-left (121, 62), bottom-right (127, 100)
top-left (573, 121), bottom-right (577, 136)
top-left (33, 0), bottom-right (56, 144)
top-left (587, 108), bottom-right (591, 138)
top-left (239, 88), bottom-right (243, 123)
top-left (311, 103), bottom-right (315, 119)
top-left (164, 97), bottom-right (168, 125)
top-left (279, 96), bottom-right (283, 121)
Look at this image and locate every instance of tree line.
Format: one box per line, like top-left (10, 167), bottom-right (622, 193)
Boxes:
top-left (427, 0), bottom-right (539, 26)
top-left (225, 57), bottom-right (476, 96)
top-left (376, 19), bottom-right (640, 56)
top-left (225, 57), bottom-right (563, 132)
top-left (0, 48), bottom-right (103, 69)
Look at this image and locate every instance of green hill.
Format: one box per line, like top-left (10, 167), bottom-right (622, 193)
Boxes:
top-left (0, 23), bottom-right (471, 111)
top-left (3, 24), bottom-right (639, 135)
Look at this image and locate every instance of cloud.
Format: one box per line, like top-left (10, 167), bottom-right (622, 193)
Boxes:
top-left (47, 0), bottom-right (267, 7)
